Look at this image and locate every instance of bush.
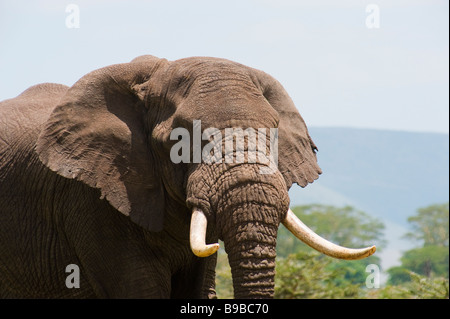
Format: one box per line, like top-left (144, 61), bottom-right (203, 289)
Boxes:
top-left (274, 251), bottom-right (363, 299)
top-left (369, 272), bottom-right (449, 299)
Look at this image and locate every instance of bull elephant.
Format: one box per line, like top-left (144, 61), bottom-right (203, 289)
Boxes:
top-left (0, 55), bottom-right (375, 298)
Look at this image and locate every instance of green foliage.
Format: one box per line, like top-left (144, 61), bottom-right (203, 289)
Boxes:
top-left (215, 245), bottom-right (233, 299)
top-left (277, 204), bottom-right (385, 288)
top-left (214, 203), bottom-right (449, 299)
top-left (388, 247), bottom-right (449, 285)
top-left (277, 204), bottom-right (386, 259)
top-left (400, 246), bottom-right (448, 278)
top-left (403, 202), bottom-right (449, 247)
top-left (386, 266), bottom-right (411, 285)
top-left (369, 272), bottom-right (449, 299)
top-left (387, 203), bottom-right (449, 286)
top-left (274, 251), bottom-right (362, 299)
top-left (325, 257), bottom-right (378, 287)
top-left (275, 254), bottom-right (449, 299)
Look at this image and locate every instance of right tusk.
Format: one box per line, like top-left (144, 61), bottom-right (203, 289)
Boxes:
top-left (190, 208), bottom-right (220, 257)
top-left (282, 209), bottom-right (376, 260)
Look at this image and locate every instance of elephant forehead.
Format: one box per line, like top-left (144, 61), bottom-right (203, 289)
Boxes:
top-left (173, 87), bottom-right (279, 131)
top-left (172, 56), bottom-right (248, 75)
top-left (178, 102), bottom-right (278, 131)
top-left (169, 57), bottom-right (261, 97)
top-left (168, 57), bottom-right (280, 131)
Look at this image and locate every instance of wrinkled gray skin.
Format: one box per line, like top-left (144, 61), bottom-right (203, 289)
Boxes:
top-left (0, 55), bottom-right (321, 298)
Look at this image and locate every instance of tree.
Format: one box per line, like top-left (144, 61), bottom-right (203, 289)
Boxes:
top-left (277, 204), bottom-right (386, 261)
top-left (276, 205), bottom-right (385, 292)
top-left (403, 202), bottom-right (449, 247)
top-left (400, 246), bottom-right (449, 278)
top-left (388, 246), bottom-right (449, 285)
top-left (388, 202), bottom-right (449, 286)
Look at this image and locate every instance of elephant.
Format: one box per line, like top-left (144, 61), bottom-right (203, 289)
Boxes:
top-left (0, 55), bottom-right (375, 298)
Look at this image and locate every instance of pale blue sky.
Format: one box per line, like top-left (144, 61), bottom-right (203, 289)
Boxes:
top-left (1, 0), bottom-right (448, 133)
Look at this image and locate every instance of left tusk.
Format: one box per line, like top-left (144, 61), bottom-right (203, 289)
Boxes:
top-left (282, 209), bottom-right (376, 260)
top-left (190, 208), bottom-right (220, 257)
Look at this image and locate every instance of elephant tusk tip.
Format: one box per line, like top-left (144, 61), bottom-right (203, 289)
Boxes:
top-left (283, 209), bottom-right (379, 260)
top-left (190, 208), bottom-right (219, 257)
top-left (191, 243), bottom-right (220, 257)
top-left (352, 245), bottom-right (376, 260)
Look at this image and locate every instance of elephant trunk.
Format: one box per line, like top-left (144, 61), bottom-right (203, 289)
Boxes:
top-left (221, 202), bottom-right (279, 298)
top-left (186, 163), bottom-right (289, 298)
top-left (189, 204), bottom-right (278, 298)
top-left (215, 174), bottom-right (286, 299)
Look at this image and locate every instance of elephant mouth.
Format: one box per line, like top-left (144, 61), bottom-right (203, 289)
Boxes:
top-left (189, 207), bottom-right (376, 260)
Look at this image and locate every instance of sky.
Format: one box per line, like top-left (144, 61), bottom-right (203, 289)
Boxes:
top-left (0, 0), bottom-right (448, 134)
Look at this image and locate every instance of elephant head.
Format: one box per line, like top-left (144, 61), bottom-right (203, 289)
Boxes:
top-left (36, 55), bottom-right (375, 298)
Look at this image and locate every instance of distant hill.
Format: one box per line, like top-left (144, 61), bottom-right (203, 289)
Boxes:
top-left (288, 127), bottom-right (449, 268)
top-left (289, 127), bottom-right (449, 225)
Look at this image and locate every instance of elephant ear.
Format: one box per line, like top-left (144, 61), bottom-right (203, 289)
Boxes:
top-left (251, 69), bottom-right (322, 189)
top-left (36, 57), bottom-right (168, 231)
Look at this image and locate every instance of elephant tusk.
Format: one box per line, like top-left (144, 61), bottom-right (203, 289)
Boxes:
top-left (190, 208), bottom-right (220, 257)
top-left (282, 209), bottom-right (376, 260)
